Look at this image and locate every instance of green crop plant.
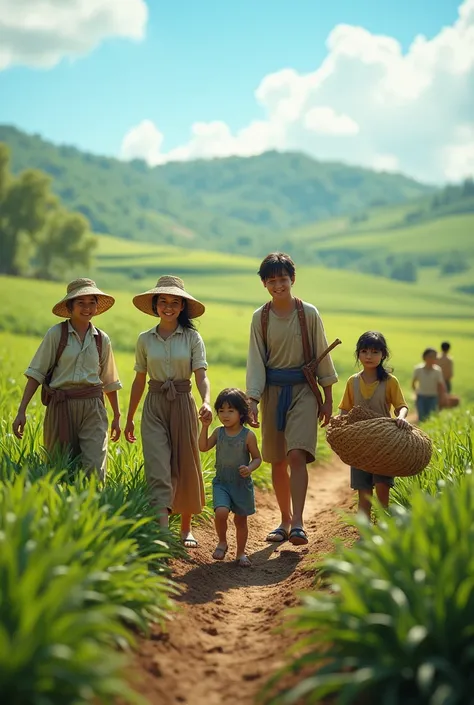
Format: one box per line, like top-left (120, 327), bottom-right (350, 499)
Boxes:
top-left (265, 469), bottom-right (474, 705)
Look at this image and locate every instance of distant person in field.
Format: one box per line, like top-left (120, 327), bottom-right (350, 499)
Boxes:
top-left (124, 276), bottom-right (212, 548)
top-left (338, 331), bottom-right (409, 520)
top-left (437, 341), bottom-right (454, 394)
top-left (12, 278), bottom-right (122, 480)
top-left (246, 252), bottom-right (338, 546)
top-left (199, 388), bottom-right (262, 567)
top-left (412, 348), bottom-right (447, 422)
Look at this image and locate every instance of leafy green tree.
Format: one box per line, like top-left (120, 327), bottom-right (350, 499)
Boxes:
top-left (0, 145), bottom-right (52, 275)
top-left (0, 142), bottom-right (95, 280)
top-left (33, 210), bottom-right (97, 280)
top-left (440, 250), bottom-right (471, 276)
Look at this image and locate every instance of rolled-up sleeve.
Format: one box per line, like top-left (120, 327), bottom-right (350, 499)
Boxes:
top-left (134, 333), bottom-right (148, 374)
top-left (24, 327), bottom-right (58, 384)
top-left (99, 334), bottom-right (122, 393)
top-left (191, 331), bottom-right (208, 371)
top-left (246, 310), bottom-right (267, 401)
top-left (310, 307), bottom-right (338, 387)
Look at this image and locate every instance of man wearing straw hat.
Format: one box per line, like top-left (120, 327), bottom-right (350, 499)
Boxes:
top-left (125, 275), bottom-right (212, 548)
top-left (12, 278), bottom-right (122, 480)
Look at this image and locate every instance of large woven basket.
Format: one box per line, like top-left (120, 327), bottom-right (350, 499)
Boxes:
top-left (439, 394), bottom-right (460, 409)
top-left (326, 406), bottom-right (433, 478)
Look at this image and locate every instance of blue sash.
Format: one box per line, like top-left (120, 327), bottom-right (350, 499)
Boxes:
top-left (266, 368), bottom-right (306, 431)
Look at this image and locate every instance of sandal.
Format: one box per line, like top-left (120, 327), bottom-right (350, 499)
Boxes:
top-left (212, 544), bottom-right (228, 560)
top-left (181, 533), bottom-right (198, 548)
top-left (289, 527), bottom-right (308, 546)
top-left (265, 527), bottom-right (289, 543)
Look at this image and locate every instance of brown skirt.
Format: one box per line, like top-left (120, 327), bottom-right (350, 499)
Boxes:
top-left (141, 379), bottom-right (205, 515)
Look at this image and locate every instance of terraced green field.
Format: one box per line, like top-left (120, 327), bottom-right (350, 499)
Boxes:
top-left (2, 246), bottom-right (473, 404)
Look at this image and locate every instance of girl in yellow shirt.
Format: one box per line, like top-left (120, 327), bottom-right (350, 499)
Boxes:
top-left (338, 331), bottom-right (409, 520)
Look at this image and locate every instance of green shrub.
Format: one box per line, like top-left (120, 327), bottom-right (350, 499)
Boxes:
top-left (266, 473), bottom-right (474, 705)
top-left (0, 472), bottom-right (175, 703)
top-left (393, 408), bottom-right (473, 507)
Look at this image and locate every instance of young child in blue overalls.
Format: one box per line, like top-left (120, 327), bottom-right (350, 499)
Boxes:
top-left (199, 388), bottom-right (262, 567)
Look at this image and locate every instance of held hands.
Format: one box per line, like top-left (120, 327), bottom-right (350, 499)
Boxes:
top-left (239, 465), bottom-right (253, 478)
top-left (12, 411), bottom-right (26, 439)
top-left (199, 402), bottom-right (213, 425)
top-left (248, 400), bottom-right (260, 428)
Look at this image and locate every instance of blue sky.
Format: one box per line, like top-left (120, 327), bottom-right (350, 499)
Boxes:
top-left (0, 0), bottom-right (471, 182)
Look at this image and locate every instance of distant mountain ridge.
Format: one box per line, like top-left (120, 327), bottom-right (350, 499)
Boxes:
top-left (0, 124), bottom-right (434, 256)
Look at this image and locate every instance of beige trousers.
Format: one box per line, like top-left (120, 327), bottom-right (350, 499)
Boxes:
top-left (44, 397), bottom-right (109, 481)
top-left (261, 382), bottom-right (319, 464)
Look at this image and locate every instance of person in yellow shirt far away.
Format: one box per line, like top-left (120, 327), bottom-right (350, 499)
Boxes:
top-left (338, 331), bottom-right (409, 521)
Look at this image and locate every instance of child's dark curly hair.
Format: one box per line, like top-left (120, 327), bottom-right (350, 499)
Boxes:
top-left (214, 388), bottom-right (251, 425)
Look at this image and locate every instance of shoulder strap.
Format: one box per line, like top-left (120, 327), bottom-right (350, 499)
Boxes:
top-left (261, 302), bottom-right (271, 351)
top-left (55, 320), bottom-right (69, 365)
top-left (45, 321), bottom-right (68, 384)
top-left (94, 327), bottom-right (103, 363)
top-left (295, 299), bottom-right (312, 365)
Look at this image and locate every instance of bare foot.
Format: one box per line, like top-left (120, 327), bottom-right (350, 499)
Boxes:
top-left (237, 554), bottom-right (251, 567)
top-left (181, 531), bottom-right (198, 548)
top-left (212, 543), bottom-right (228, 560)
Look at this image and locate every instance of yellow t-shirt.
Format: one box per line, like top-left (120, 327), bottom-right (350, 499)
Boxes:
top-left (338, 373), bottom-right (407, 414)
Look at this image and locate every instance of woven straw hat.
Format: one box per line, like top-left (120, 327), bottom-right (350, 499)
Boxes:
top-left (133, 275), bottom-right (205, 318)
top-left (52, 278), bottom-right (115, 318)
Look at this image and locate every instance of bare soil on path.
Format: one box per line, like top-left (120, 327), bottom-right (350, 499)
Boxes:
top-left (127, 458), bottom-right (357, 705)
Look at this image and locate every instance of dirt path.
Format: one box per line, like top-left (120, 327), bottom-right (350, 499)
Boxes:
top-left (128, 457), bottom-right (356, 704)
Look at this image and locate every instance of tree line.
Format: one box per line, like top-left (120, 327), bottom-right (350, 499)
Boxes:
top-left (0, 143), bottom-right (95, 280)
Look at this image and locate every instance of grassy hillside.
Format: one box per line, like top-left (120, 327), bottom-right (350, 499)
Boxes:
top-left (285, 198), bottom-right (474, 287)
top-left (0, 124), bottom-right (432, 257)
top-left (1, 232), bottom-right (473, 402)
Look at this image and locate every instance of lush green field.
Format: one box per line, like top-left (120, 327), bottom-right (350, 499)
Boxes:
top-left (2, 253), bottom-right (473, 403)
top-left (287, 203), bottom-right (474, 256)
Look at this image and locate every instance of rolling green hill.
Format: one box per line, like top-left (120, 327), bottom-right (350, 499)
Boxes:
top-left (0, 124), bottom-right (433, 257)
top-left (284, 195), bottom-right (474, 288)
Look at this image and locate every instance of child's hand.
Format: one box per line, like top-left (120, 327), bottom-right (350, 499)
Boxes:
top-left (199, 402), bottom-right (213, 424)
top-left (200, 414), bottom-right (212, 428)
top-left (396, 417), bottom-right (410, 429)
top-left (239, 465), bottom-right (252, 478)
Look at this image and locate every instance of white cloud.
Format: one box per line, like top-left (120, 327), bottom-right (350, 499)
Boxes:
top-left (443, 125), bottom-right (474, 181)
top-left (0, 0), bottom-right (147, 70)
top-left (304, 107), bottom-right (359, 136)
top-left (121, 119), bottom-right (164, 162)
top-left (372, 154), bottom-right (400, 173)
top-left (121, 0), bottom-right (474, 183)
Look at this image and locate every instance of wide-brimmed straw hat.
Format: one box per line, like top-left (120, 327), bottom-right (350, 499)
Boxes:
top-left (52, 278), bottom-right (115, 318)
top-left (133, 275), bottom-right (205, 318)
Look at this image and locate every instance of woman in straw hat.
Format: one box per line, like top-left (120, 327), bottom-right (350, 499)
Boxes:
top-left (12, 278), bottom-right (122, 480)
top-left (125, 275), bottom-right (212, 547)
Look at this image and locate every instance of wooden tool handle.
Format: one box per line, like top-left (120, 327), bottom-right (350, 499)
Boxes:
top-left (312, 338), bottom-right (342, 369)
